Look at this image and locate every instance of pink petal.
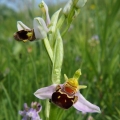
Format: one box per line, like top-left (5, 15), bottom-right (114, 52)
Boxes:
top-left (17, 21), bottom-right (31, 31)
top-left (73, 92), bottom-right (101, 113)
top-left (34, 84), bottom-right (57, 99)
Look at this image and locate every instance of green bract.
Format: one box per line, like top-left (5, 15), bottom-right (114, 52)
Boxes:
top-left (49, 8), bottom-right (62, 49)
top-left (49, 8), bottom-right (62, 34)
top-left (52, 30), bottom-right (63, 84)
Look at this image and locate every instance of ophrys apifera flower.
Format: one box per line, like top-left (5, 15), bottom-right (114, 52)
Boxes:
top-left (14, 1), bottom-right (50, 42)
top-left (34, 69), bottom-right (100, 113)
top-left (14, 17), bottom-right (49, 42)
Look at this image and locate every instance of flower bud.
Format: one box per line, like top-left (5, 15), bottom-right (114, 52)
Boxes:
top-left (39, 0), bottom-right (50, 25)
top-left (63, 0), bottom-right (73, 15)
top-left (76, 0), bottom-right (87, 8)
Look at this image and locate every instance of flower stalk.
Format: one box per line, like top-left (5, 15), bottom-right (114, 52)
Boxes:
top-left (49, 104), bottom-right (65, 120)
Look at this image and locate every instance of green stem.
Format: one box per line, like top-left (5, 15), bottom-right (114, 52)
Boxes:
top-left (49, 104), bottom-right (65, 120)
top-left (61, 22), bottom-right (71, 37)
top-left (45, 100), bottom-right (50, 120)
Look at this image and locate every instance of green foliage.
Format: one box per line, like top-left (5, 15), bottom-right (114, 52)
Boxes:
top-left (0, 0), bottom-right (120, 120)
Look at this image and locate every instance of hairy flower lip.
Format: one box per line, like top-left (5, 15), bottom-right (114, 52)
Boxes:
top-left (13, 29), bottom-right (36, 41)
top-left (34, 84), bottom-right (101, 113)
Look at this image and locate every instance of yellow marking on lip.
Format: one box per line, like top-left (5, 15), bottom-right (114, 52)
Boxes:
top-left (27, 32), bottom-right (33, 37)
top-left (71, 100), bottom-right (74, 103)
top-left (23, 40), bottom-right (28, 42)
top-left (27, 32), bottom-right (33, 40)
top-left (58, 96), bottom-right (61, 99)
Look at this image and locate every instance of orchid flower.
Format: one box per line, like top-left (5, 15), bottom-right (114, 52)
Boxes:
top-left (14, 17), bottom-right (49, 42)
top-left (19, 102), bottom-right (42, 120)
top-left (34, 69), bottom-right (101, 113)
top-left (14, 1), bottom-right (50, 42)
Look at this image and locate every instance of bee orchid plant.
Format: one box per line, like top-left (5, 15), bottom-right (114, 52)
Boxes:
top-left (14, 0), bottom-right (101, 120)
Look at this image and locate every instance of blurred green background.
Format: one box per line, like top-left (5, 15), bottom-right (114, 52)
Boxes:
top-left (0, 0), bottom-right (120, 120)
